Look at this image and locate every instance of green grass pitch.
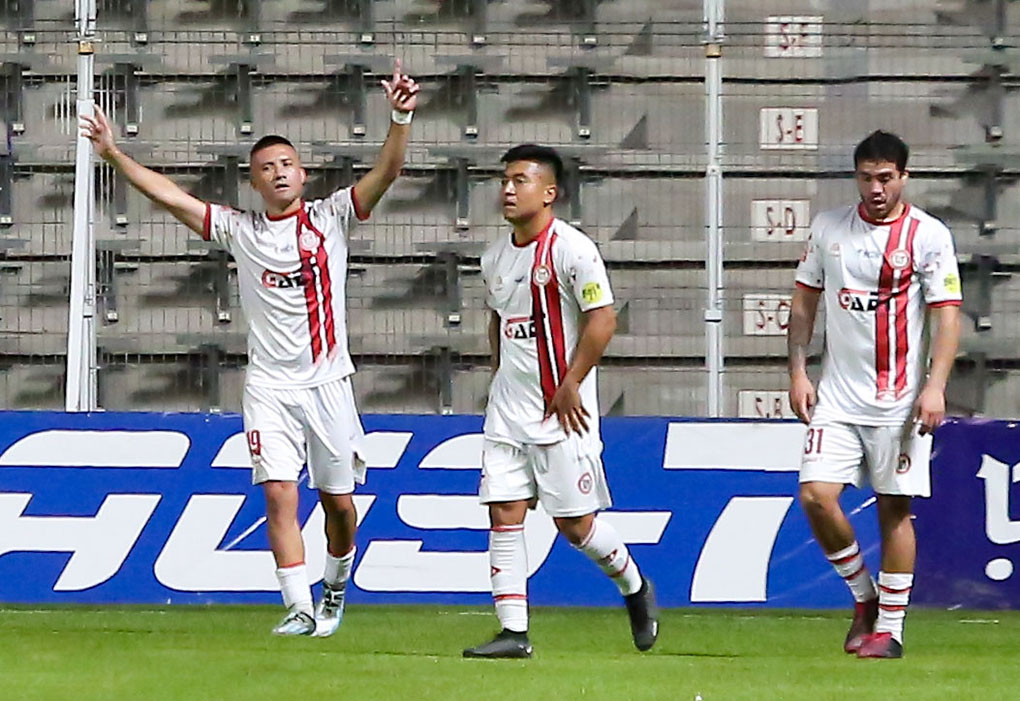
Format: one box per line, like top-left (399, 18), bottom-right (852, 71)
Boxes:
top-left (1, 606), bottom-right (1017, 700)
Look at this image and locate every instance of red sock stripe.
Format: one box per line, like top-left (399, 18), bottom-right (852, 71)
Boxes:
top-left (494, 594), bottom-right (527, 601)
top-left (842, 564), bottom-right (866, 580)
top-left (492, 525), bottom-right (524, 533)
top-left (830, 552), bottom-right (859, 566)
top-left (278, 560), bottom-right (305, 569)
top-left (879, 585), bottom-right (912, 594)
top-left (609, 555), bottom-right (632, 579)
top-left (879, 604), bottom-right (907, 612)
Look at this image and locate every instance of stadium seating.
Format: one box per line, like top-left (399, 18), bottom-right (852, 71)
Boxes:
top-left (0, 1), bottom-right (1017, 418)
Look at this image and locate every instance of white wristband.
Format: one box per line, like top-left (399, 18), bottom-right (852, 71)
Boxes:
top-left (391, 109), bottom-right (413, 125)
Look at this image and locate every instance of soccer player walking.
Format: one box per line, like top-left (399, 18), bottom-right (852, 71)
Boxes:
top-left (462, 145), bottom-right (658, 659)
top-left (80, 61), bottom-right (419, 637)
top-left (788, 131), bottom-right (962, 658)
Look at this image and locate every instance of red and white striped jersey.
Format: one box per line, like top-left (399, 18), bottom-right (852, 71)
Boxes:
top-left (482, 218), bottom-right (614, 445)
top-left (795, 203), bottom-right (962, 425)
top-left (203, 187), bottom-right (368, 389)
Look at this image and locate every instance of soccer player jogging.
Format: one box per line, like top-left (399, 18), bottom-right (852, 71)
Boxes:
top-left (788, 131), bottom-right (962, 659)
top-left (80, 61), bottom-right (419, 637)
top-left (462, 145), bottom-right (658, 659)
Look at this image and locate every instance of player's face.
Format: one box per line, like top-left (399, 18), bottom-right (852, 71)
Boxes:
top-left (855, 159), bottom-right (908, 221)
top-left (500, 160), bottom-right (557, 225)
top-left (250, 144), bottom-right (307, 212)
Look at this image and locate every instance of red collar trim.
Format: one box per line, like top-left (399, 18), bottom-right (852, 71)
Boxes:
top-left (857, 202), bottom-right (910, 226)
top-left (511, 217), bottom-right (555, 249)
top-left (266, 201), bottom-right (304, 221)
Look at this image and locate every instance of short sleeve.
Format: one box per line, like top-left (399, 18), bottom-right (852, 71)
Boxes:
top-left (566, 238), bottom-right (614, 312)
top-left (316, 186), bottom-right (369, 238)
top-left (794, 217), bottom-right (825, 290)
top-left (203, 203), bottom-right (242, 251)
top-left (916, 221), bottom-right (963, 306)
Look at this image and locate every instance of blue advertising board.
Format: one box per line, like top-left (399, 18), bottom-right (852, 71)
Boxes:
top-left (0, 412), bottom-right (1014, 608)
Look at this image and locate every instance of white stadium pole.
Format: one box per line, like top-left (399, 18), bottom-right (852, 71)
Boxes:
top-left (704, 0), bottom-right (725, 417)
top-left (65, 0), bottom-right (98, 411)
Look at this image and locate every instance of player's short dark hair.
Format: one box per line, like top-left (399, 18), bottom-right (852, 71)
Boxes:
top-left (500, 144), bottom-right (564, 185)
top-left (854, 130), bottom-right (909, 172)
top-left (249, 134), bottom-right (296, 161)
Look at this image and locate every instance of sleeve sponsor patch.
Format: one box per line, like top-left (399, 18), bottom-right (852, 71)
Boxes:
top-left (582, 282), bottom-right (603, 304)
top-left (943, 273), bottom-right (961, 294)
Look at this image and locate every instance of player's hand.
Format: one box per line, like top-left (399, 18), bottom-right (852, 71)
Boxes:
top-left (914, 384), bottom-right (945, 436)
top-left (78, 105), bottom-right (118, 160)
top-left (381, 59), bottom-right (420, 114)
top-left (545, 378), bottom-right (589, 435)
top-left (789, 373), bottom-right (816, 425)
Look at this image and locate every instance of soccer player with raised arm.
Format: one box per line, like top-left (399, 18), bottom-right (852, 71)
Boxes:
top-left (462, 145), bottom-right (658, 659)
top-left (80, 61), bottom-right (419, 637)
top-left (788, 131), bottom-right (962, 658)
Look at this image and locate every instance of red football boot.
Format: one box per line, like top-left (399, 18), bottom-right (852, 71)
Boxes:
top-left (856, 631), bottom-right (904, 659)
top-left (844, 599), bottom-right (878, 654)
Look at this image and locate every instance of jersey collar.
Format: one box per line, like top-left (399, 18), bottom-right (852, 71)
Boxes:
top-left (265, 200), bottom-right (305, 221)
top-left (510, 217), bottom-right (555, 249)
top-left (857, 202), bottom-right (910, 227)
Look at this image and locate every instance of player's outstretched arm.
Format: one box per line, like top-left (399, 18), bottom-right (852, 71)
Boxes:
top-left (80, 106), bottom-right (207, 236)
top-left (915, 304), bottom-right (961, 435)
top-left (546, 305), bottom-right (617, 435)
top-left (788, 284), bottom-right (821, 424)
top-left (352, 59), bottom-right (420, 217)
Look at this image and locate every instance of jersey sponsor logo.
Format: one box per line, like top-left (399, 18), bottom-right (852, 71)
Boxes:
top-left (888, 248), bottom-right (911, 270)
top-left (581, 282), bottom-right (603, 305)
top-left (532, 264), bottom-right (551, 286)
top-left (504, 316), bottom-right (536, 340)
top-left (837, 287), bottom-right (880, 312)
top-left (261, 269), bottom-right (310, 289)
top-left (943, 272), bottom-right (961, 294)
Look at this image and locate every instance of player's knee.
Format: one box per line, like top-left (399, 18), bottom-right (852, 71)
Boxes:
top-left (488, 501), bottom-right (526, 527)
top-left (799, 484), bottom-right (839, 520)
top-left (554, 515), bottom-right (593, 545)
top-left (876, 496), bottom-right (912, 527)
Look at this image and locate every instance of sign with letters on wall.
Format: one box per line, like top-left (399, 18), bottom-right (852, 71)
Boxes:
top-left (0, 412), bottom-right (1015, 608)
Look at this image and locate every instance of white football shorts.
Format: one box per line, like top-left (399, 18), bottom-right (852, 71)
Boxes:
top-left (798, 418), bottom-right (932, 497)
top-left (242, 376), bottom-right (366, 495)
top-left (479, 432), bottom-right (612, 517)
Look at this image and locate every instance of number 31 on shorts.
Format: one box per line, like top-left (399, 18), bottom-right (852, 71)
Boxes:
top-left (803, 427), bottom-right (824, 455)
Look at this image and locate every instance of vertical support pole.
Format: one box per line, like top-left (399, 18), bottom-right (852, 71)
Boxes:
top-left (66, 0), bottom-right (98, 411)
top-left (704, 0), bottom-right (725, 417)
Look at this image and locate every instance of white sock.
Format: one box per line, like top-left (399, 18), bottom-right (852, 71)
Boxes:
top-left (324, 546), bottom-right (356, 588)
top-left (826, 541), bottom-right (877, 603)
top-left (577, 518), bottom-right (643, 596)
top-left (490, 525), bottom-right (528, 633)
top-left (876, 571), bottom-right (913, 643)
top-left (276, 562), bottom-right (313, 615)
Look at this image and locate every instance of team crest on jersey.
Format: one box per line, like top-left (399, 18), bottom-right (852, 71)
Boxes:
top-left (299, 231), bottom-right (320, 252)
top-left (888, 248), bottom-right (911, 270)
top-left (577, 472), bottom-right (593, 494)
top-left (532, 264), bottom-right (551, 286)
top-left (896, 453), bottom-right (911, 474)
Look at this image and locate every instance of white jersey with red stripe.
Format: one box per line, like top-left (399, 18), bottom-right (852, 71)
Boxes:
top-left (795, 203), bottom-right (962, 425)
top-left (482, 218), bottom-right (614, 445)
top-left (203, 187), bottom-right (368, 389)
